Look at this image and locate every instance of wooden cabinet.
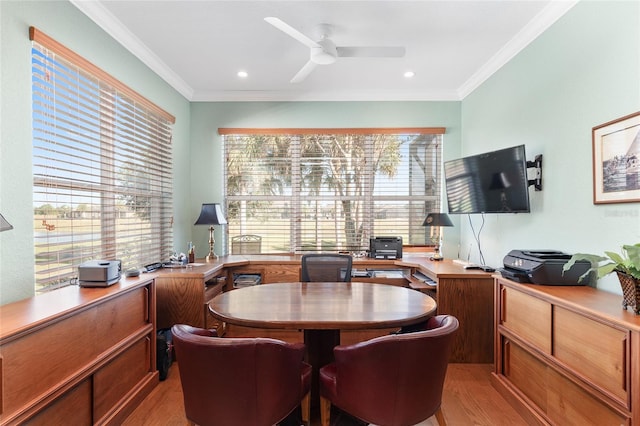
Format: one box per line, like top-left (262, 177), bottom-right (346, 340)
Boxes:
top-left (0, 278), bottom-right (156, 425)
top-left (401, 258), bottom-right (495, 363)
top-left (155, 262), bottom-right (226, 333)
top-left (494, 277), bottom-right (639, 425)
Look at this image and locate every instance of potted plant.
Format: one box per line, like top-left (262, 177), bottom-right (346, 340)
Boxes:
top-left (563, 243), bottom-right (640, 314)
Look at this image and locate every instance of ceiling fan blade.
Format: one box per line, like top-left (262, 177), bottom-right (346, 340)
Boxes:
top-left (290, 60), bottom-right (317, 83)
top-left (265, 17), bottom-right (319, 49)
top-left (336, 46), bottom-right (406, 58)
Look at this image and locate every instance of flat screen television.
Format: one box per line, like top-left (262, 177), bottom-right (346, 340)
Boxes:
top-left (444, 145), bottom-right (531, 214)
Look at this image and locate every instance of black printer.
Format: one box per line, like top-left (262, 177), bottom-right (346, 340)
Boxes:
top-left (500, 250), bottom-right (591, 285)
top-left (369, 236), bottom-right (403, 259)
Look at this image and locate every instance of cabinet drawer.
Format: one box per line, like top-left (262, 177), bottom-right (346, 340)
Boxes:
top-left (554, 307), bottom-right (629, 405)
top-left (0, 307), bottom-right (98, 419)
top-left (25, 379), bottom-right (92, 425)
top-left (503, 339), bottom-right (549, 413)
top-left (546, 367), bottom-right (630, 426)
top-left (95, 286), bottom-right (151, 352)
top-left (93, 336), bottom-right (153, 421)
top-left (262, 265), bottom-right (298, 283)
top-left (500, 286), bottom-right (552, 353)
top-left (503, 339), bottom-right (630, 426)
top-left (0, 286), bottom-right (150, 420)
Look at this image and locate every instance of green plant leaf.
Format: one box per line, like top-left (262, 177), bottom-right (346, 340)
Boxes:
top-left (605, 250), bottom-right (625, 265)
top-left (597, 263), bottom-right (618, 278)
top-left (624, 244), bottom-right (640, 266)
top-left (562, 245), bottom-right (640, 283)
top-left (562, 253), bottom-right (608, 283)
top-left (562, 253), bottom-right (607, 273)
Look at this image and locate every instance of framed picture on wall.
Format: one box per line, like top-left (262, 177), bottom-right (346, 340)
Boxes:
top-left (592, 111), bottom-right (640, 204)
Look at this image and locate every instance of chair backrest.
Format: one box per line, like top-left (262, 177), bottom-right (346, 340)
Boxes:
top-left (231, 234), bottom-right (262, 254)
top-left (300, 253), bottom-right (353, 282)
top-left (171, 324), bottom-right (307, 426)
top-left (331, 315), bottom-right (459, 426)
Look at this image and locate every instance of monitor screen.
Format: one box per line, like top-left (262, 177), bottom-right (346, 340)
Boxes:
top-left (444, 145), bottom-right (531, 214)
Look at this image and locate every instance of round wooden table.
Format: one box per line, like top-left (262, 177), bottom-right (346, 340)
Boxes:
top-left (208, 282), bottom-right (437, 413)
top-left (208, 281), bottom-right (436, 329)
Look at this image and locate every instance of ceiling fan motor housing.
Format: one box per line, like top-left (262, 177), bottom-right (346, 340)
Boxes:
top-left (311, 38), bottom-right (337, 64)
top-left (265, 16), bottom-right (404, 82)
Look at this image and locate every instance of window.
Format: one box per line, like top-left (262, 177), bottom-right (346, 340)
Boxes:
top-left (31, 28), bottom-right (175, 293)
top-left (222, 128), bottom-right (444, 254)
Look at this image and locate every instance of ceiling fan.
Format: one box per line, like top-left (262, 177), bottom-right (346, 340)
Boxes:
top-left (264, 17), bottom-right (406, 83)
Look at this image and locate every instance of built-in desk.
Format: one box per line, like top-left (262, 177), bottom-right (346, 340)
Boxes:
top-left (0, 254), bottom-right (494, 424)
top-left (398, 257), bottom-right (495, 363)
top-left (153, 255), bottom-right (494, 363)
top-left (154, 262), bottom-right (229, 332)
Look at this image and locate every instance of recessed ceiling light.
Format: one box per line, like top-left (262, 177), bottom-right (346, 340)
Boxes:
top-left (404, 71), bottom-right (415, 78)
top-left (237, 70), bottom-right (248, 78)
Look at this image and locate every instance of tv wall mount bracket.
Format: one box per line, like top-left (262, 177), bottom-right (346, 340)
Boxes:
top-left (527, 154), bottom-right (543, 191)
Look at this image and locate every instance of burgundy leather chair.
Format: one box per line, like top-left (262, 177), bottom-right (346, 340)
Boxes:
top-left (318, 315), bottom-right (459, 426)
top-left (171, 324), bottom-right (312, 426)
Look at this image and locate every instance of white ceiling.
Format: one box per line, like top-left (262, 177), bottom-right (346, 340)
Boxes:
top-left (70, 0), bottom-right (577, 102)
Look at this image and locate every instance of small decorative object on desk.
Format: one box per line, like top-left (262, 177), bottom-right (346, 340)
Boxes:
top-left (563, 243), bottom-right (640, 314)
top-left (169, 252), bottom-right (188, 266)
top-left (188, 242), bottom-right (195, 263)
top-left (617, 271), bottom-right (640, 314)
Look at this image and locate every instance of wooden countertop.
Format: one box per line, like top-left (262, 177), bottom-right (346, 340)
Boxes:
top-left (0, 275), bottom-right (154, 342)
top-left (0, 254), bottom-right (490, 342)
top-left (395, 255), bottom-right (495, 279)
top-left (183, 253), bottom-right (494, 278)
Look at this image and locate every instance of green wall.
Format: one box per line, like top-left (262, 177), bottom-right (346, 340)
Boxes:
top-left (188, 101), bottom-right (462, 257)
top-left (461, 1), bottom-right (640, 293)
top-left (1, 0), bottom-right (638, 304)
top-left (0, 1), bottom-right (191, 304)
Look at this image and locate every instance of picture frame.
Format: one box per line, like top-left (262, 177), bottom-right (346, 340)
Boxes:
top-left (592, 111), bottom-right (640, 204)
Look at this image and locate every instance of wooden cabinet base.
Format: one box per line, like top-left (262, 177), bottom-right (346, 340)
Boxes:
top-left (494, 278), bottom-right (637, 426)
top-left (0, 280), bottom-right (157, 425)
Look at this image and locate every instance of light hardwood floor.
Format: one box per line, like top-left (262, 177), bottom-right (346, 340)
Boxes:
top-left (123, 362), bottom-right (527, 426)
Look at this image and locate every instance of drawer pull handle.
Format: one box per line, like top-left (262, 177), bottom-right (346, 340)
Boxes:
top-left (503, 340), bottom-right (510, 376)
top-left (622, 337), bottom-right (627, 392)
top-left (500, 287), bottom-right (506, 324)
top-left (144, 287), bottom-right (150, 322)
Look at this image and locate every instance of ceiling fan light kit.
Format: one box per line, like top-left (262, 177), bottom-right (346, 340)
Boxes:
top-left (265, 16), bottom-right (406, 83)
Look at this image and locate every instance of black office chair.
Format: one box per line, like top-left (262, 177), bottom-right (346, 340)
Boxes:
top-left (301, 253), bottom-right (353, 282)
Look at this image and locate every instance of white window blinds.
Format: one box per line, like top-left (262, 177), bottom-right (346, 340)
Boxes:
top-left (222, 129), bottom-right (444, 254)
top-left (31, 28), bottom-right (175, 292)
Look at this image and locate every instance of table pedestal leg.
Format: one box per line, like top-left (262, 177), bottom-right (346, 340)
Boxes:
top-left (304, 329), bottom-right (340, 417)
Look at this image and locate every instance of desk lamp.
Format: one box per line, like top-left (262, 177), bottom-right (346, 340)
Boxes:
top-left (0, 213), bottom-right (13, 232)
top-left (422, 212), bottom-right (453, 261)
top-left (194, 203), bottom-right (227, 260)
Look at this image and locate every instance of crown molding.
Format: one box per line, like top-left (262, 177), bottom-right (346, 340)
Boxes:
top-left (71, 0), bottom-right (578, 103)
top-left (457, 0), bottom-right (578, 99)
top-left (190, 89), bottom-right (461, 102)
top-left (70, 0), bottom-right (194, 100)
